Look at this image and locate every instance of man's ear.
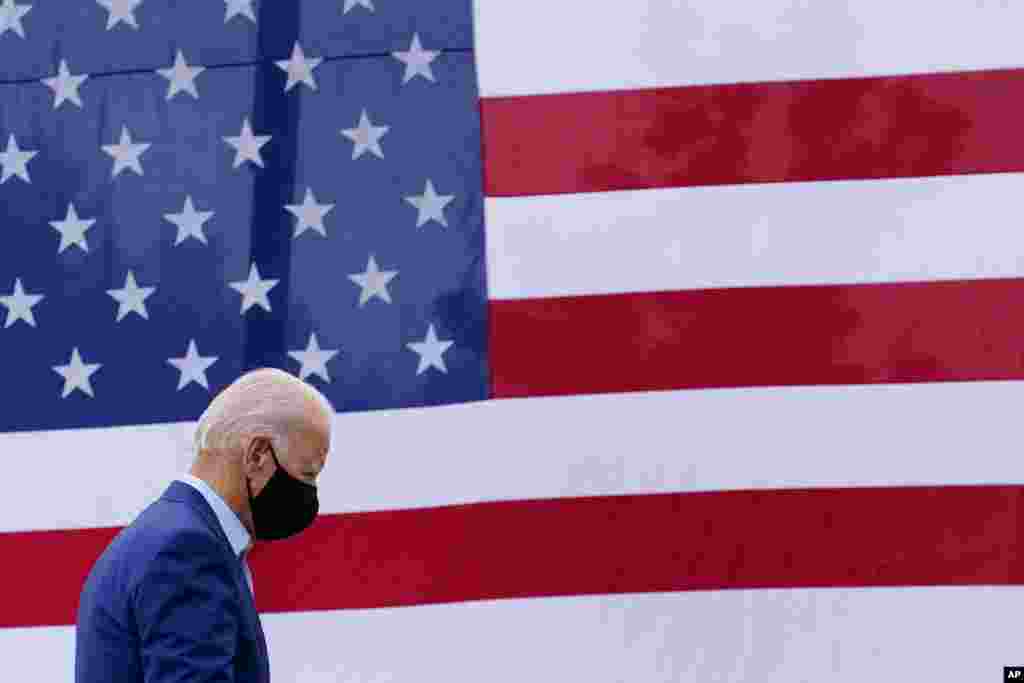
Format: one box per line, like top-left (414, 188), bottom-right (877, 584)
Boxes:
top-left (244, 435), bottom-right (273, 472)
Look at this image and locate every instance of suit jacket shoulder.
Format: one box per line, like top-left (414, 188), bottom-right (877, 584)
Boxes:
top-left (75, 481), bottom-right (269, 683)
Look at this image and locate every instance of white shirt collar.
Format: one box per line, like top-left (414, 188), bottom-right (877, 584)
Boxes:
top-left (178, 474), bottom-right (252, 558)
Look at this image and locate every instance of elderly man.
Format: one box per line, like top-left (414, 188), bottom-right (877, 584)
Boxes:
top-left (75, 368), bottom-right (333, 683)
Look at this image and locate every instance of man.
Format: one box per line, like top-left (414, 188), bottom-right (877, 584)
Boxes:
top-left (75, 367), bottom-right (333, 682)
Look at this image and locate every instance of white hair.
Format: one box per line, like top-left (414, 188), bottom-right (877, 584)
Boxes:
top-left (194, 368), bottom-right (333, 459)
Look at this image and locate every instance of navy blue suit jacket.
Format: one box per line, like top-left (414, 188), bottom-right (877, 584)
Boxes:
top-left (75, 481), bottom-right (270, 683)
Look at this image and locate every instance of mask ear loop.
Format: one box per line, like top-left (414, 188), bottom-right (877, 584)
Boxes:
top-left (246, 440), bottom-right (275, 541)
top-left (246, 439), bottom-right (274, 507)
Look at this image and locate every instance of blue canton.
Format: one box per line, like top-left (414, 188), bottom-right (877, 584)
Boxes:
top-left (0, 0), bottom-right (488, 432)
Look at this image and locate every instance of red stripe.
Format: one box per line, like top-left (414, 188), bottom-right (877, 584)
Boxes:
top-left (4, 486), bottom-right (1023, 627)
top-left (481, 68), bottom-right (1024, 196)
top-left (489, 279), bottom-right (1024, 398)
top-left (5, 526), bottom-right (121, 629)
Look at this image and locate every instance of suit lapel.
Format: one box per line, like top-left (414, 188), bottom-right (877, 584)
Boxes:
top-left (161, 482), bottom-right (270, 667)
top-left (233, 559), bottom-right (269, 661)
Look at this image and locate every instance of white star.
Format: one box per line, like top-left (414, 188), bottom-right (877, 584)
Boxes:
top-left (404, 179), bottom-right (455, 228)
top-left (407, 324), bottom-right (454, 375)
top-left (53, 348), bottom-right (102, 398)
top-left (163, 195), bottom-right (215, 246)
top-left (392, 33), bottom-right (440, 84)
top-left (224, 0), bottom-right (255, 23)
top-left (347, 254), bottom-right (398, 307)
top-left (275, 41), bottom-right (322, 92)
top-left (224, 117), bottom-right (271, 168)
top-left (43, 59), bottom-right (89, 110)
top-left (0, 0), bottom-right (32, 38)
top-left (288, 332), bottom-right (340, 383)
top-left (157, 49), bottom-right (205, 100)
top-left (284, 187), bottom-right (334, 238)
top-left (229, 262), bottom-right (279, 314)
top-left (340, 109), bottom-right (389, 160)
top-left (0, 134), bottom-right (37, 183)
top-left (342, 0), bottom-right (374, 13)
top-left (106, 270), bottom-right (156, 322)
top-left (0, 278), bottom-right (43, 328)
top-left (96, 0), bottom-right (142, 30)
top-left (167, 339), bottom-right (218, 391)
top-left (49, 203), bottom-right (97, 254)
top-left (102, 126), bottom-right (151, 177)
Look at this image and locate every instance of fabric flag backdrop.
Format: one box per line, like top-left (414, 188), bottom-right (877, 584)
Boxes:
top-left (2, 1), bottom-right (1024, 681)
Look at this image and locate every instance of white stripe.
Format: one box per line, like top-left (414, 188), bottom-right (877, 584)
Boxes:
top-left (14, 587), bottom-right (1022, 682)
top-left (265, 587), bottom-right (1023, 682)
top-left (485, 173), bottom-right (1024, 300)
top-left (474, 0), bottom-right (1024, 96)
top-left (4, 379), bottom-right (1024, 532)
top-left (0, 626), bottom-right (72, 682)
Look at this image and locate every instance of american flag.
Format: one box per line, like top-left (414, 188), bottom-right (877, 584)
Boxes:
top-left (3, 1), bottom-right (1024, 681)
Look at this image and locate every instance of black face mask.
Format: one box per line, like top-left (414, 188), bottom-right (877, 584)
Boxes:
top-left (246, 447), bottom-right (319, 541)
